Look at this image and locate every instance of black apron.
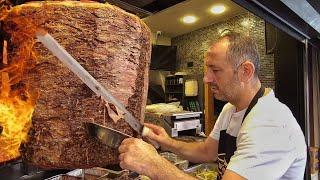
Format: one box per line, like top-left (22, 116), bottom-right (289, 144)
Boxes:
top-left (216, 86), bottom-right (265, 180)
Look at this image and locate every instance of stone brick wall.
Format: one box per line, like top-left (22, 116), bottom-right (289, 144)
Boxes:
top-left (172, 13), bottom-right (275, 109)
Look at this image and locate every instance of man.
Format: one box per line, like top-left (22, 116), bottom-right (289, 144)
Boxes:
top-left (118, 32), bottom-right (307, 179)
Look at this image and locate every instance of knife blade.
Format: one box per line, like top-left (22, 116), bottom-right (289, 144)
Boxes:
top-left (86, 122), bottom-right (131, 149)
top-left (35, 30), bottom-right (143, 134)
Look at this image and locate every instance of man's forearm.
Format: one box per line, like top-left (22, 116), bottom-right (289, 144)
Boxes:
top-left (165, 139), bottom-right (215, 163)
top-left (148, 156), bottom-right (196, 180)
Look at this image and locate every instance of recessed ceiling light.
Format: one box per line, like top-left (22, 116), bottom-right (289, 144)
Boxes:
top-left (241, 19), bottom-right (250, 27)
top-left (182, 15), bottom-right (197, 24)
top-left (210, 5), bottom-right (226, 14)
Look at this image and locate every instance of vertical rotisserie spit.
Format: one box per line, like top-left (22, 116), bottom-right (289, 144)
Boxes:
top-left (0, 1), bottom-right (151, 169)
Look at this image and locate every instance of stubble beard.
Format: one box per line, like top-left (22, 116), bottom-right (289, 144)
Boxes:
top-left (211, 77), bottom-right (241, 102)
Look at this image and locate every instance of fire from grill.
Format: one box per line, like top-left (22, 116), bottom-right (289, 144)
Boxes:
top-left (0, 0), bottom-right (39, 163)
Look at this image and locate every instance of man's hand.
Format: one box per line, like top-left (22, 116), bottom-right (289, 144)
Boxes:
top-left (118, 138), bottom-right (162, 178)
top-left (118, 137), bottom-right (196, 180)
top-left (143, 123), bottom-right (218, 163)
top-left (143, 123), bottom-right (175, 151)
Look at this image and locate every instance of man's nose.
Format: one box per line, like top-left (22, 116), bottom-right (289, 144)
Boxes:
top-left (203, 72), bottom-right (214, 83)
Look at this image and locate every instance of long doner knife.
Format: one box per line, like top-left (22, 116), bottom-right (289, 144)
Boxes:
top-left (35, 31), bottom-right (144, 134)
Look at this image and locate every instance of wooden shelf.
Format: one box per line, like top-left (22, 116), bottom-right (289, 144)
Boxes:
top-left (165, 84), bottom-right (183, 86)
top-left (165, 75), bottom-right (184, 103)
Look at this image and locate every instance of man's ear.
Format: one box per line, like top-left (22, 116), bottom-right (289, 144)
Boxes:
top-left (238, 60), bottom-right (255, 82)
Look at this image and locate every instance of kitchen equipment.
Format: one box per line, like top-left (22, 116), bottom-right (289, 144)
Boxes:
top-left (163, 111), bottom-right (202, 137)
top-left (86, 122), bottom-right (131, 149)
top-left (45, 167), bottom-right (131, 180)
top-left (36, 30), bottom-right (159, 148)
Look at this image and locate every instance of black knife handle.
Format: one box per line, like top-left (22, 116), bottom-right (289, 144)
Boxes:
top-left (128, 171), bottom-right (139, 178)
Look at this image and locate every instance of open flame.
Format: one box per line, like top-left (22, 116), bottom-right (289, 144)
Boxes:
top-left (0, 0), bottom-right (11, 21)
top-left (0, 1), bottom-right (39, 162)
top-left (0, 73), bottom-right (36, 162)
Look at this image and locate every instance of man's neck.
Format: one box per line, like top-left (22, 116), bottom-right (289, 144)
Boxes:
top-left (233, 81), bottom-right (261, 112)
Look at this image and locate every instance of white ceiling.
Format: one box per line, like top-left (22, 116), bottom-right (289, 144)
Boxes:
top-left (143, 0), bottom-right (247, 38)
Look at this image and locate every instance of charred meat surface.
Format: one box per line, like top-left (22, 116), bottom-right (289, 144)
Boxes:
top-left (2, 1), bottom-right (151, 168)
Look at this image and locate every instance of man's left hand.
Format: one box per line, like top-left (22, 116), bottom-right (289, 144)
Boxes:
top-left (118, 138), bottom-right (162, 177)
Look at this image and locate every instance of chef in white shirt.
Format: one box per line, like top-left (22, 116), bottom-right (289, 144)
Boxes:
top-left (118, 31), bottom-right (307, 180)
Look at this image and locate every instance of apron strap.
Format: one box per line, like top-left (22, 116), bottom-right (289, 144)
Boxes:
top-left (242, 86), bottom-right (265, 124)
top-left (216, 86), bottom-right (265, 180)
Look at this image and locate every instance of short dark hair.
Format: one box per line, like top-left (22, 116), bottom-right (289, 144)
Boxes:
top-left (219, 31), bottom-right (260, 77)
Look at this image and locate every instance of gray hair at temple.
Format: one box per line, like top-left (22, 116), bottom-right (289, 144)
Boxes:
top-left (219, 31), bottom-right (260, 77)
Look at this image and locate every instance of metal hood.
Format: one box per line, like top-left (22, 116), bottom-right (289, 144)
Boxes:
top-left (281, 0), bottom-right (320, 34)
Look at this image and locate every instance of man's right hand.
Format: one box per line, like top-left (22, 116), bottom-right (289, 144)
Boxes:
top-left (144, 123), bottom-right (219, 163)
top-left (143, 123), bottom-right (175, 151)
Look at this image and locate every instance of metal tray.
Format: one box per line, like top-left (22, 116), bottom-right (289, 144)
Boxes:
top-left (44, 167), bottom-right (127, 180)
top-left (184, 163), bottom-right (217, 180)
top-left (160, 152), bottom-right (189, 170)
top-left (45, 169), bottom-right (83, 180)
top-left (45, 167), bottom-right (149, 180)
